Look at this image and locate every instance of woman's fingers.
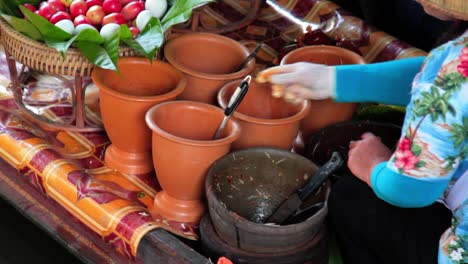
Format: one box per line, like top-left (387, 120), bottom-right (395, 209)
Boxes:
top-left (256, 64), bottom-right (298, 83)
top-left (271, 84), bottom-right (286, 98)
top-left (361, 132), bottom-right (376, 139)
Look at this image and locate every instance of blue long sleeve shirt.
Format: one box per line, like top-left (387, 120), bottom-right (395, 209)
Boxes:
top-left (333, 33), bottom-right (467, 264)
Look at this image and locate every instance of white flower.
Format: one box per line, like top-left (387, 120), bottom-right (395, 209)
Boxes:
top-left (450, 250), bottom-right (463, 261)
top-left (457, 247), bottom-right (465, 253)
top-left (450, 239), bottom-right (458, 246)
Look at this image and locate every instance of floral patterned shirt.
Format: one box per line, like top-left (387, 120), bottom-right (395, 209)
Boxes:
top-left (386, 32), bottom-right (468, 263)
top-left (335, 30), bottom-right (467, 263)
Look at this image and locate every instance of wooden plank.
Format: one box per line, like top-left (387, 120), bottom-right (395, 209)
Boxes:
top-left (137, 229), bottom-right (211, 264)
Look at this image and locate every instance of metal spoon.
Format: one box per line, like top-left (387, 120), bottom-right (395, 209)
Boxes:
top-left (213, 75), bottom-right (251, 140)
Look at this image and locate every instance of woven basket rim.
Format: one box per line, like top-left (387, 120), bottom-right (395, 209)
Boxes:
top-left (0, 16), bottom-right (137, 76)
top-left (0, 16), bottom-right (97, 57)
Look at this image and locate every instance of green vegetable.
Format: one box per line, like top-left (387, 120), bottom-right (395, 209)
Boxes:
top-left (355, 104), bottom-right (406, 126)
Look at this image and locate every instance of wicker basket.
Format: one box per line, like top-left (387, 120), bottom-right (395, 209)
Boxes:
top-left (0, 17), bottom-right (138, 77)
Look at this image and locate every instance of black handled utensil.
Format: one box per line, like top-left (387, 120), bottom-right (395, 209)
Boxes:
top-left (265, 151), bottom-right (343, 224)
top-left (213, 75), bottom-right (251, 140)
top-left (233, 43), bottom-right (263, 72)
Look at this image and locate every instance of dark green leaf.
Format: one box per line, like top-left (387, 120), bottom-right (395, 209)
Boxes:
top-left (411, 144), bottom-right (422, 156)
top-left (76, 42), bottom-right (117, 71)
top-left (16, 0), bottom-right (43, 5)
top-left (133, 16), bottom-right (164, 60)
top-left (46, 29), bottom-right (104, 58)
top-left (1, 14), bottom-right (42, 40)
top-left (415, 160), bottom-right (426, 168)
top-left (20, 5), bottom-right (71, 41)
top-left (161, 0), bottom-right (213, 31)
top-left (0, 1), bottom-right (21, 17)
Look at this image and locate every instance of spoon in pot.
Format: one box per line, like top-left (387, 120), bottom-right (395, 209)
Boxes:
top-left (213, 75), bottom-right (251, 140)
top-left (233, 43), bottom-right (263, 72)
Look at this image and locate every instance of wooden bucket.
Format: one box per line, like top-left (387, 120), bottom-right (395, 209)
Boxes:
top-left (205, 148), bottom-right (330, 255)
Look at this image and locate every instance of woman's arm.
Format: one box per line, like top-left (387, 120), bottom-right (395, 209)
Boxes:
top-left (335, 56), bottom-right (425, 106)
top-left (370, 163), bottom-right (451, 207)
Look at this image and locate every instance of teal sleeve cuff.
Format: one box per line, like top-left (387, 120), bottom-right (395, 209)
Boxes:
top-left (335, 56), bottom-right (425, 106)
top-left (370, 162), bottom-right (450, 208)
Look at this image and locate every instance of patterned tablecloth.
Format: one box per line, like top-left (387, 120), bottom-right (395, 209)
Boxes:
top-left (0, 0), bottom-right (427, 260)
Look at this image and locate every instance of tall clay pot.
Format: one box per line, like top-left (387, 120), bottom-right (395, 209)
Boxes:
top-left (218, 80), bottom-right (310, 150)
top-left (281, 46), bottom-right (365, 142)
top-left (164, 32), bottom-right (256, 105)
top-left (145, 101), bottom-right (241, 223)
top-left (92, 57), bottom-right (186, 175)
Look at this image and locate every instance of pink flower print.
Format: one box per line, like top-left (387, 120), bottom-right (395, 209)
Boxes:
top-left (397, 137), bottom-right (412, 151)
top-left (395, 150), bottom-right (419, 171)
top-left (457, 47), bottom-right (468, 77)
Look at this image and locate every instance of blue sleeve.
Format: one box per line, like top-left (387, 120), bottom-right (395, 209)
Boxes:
top-left (334, 56), bottom-right (425, 106)
top-left (370, 162), bottom-right (451, 207)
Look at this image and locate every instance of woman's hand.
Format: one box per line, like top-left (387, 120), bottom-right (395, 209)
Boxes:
top-left (348, 132), bottom-right (393, 185)
top-left (256, 62), bottom-right (335, 104)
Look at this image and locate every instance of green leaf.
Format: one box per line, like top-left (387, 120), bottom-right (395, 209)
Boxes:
top-left (16, 0), bottom-right (43, 5)
top-left (415, 160), bottom-right (426, 168)
top-left (119, 24), bottom-right (132, 40)
top-left (46, 29), bottom-right (104, 58)
top-left (161, 0), bottom-right (213, 31)
top-left (411, 144), bottom-right (422, 156)
top-left (122, 38), bottom-right (146, 56)
top-left (19, 5), bottom-right (71, 41)
top-left (76, 42), bottom-right (117, 72)
top-left (74, 28), bottom-right (104, 44)
top-left (103, 29), bottom-right (121, 70)
top-left (132, 16), bottom-right (164, 60)
top-left (1, 14), bottom-right (42, 41)
top-left (0, 1), bottom-right (21, 17)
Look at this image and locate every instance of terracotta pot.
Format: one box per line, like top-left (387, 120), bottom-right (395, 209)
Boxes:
top-left (164, 32), bottom-right (256, 104)
top-left (218, 80), bottom-right (310, 150)
top-left (281, 45), bottom-right (365, 141)
top-left (145, 101), bottom-right (241, 223)
top-left (92, 57), bottom-right (186, 175)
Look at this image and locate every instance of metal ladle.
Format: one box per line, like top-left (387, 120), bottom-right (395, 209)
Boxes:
top-left (213, 75), bottom-right (251, 140)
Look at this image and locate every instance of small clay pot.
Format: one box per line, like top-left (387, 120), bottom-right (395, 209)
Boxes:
top-left (164, 32), bottom-right (256, 104)
top-left (281, 45), bottom-right (365, 141)
top-left (218, 80), bottom-right (310, 150)
top-left (92, 57), bottom-right (186, 175)
top-left (145, 101), bottom-right (241, 223)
